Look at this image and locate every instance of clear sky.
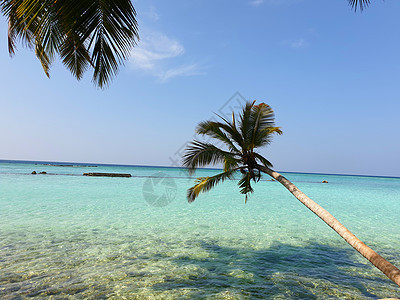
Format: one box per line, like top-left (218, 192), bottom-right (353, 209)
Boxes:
top-left (1, 0), bottom-right (399, 177)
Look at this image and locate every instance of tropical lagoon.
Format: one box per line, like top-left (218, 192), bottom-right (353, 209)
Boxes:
top-left (1, 160), bottom-right (399, 299)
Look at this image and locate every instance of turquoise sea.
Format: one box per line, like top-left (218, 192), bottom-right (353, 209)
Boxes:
top-left (1, 160), bottom-right (399, 299)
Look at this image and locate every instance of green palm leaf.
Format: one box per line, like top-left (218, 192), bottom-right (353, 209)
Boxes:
top-left (7, 0), bottom-right (57, 75)
top-left (223, 155), bottom-right (240, 172)
top-left (253, 152), bottom-right (273, 168)
top-left (196, 120), bottom-right (241, 153)
top-left (253, 126), bottom-right (283, 148)
top-left (187, 170), bottom-right (237, 202)
top-left (3, 0), bottom-right (35, 56)
top-left (238, 171), bottom-right (254, 203)
top-left (59, 32), bottom-right (91, 80)
top-left (249, 102), bottom-right (275, 148)
top-left (239, 100), bottom-right (256, 150)
top-left (34, 42), bottom-right (50, 76)
top-left (212, 113), bottom-right (245, 150)
top-left (183, 140), bottom-right (237, 175)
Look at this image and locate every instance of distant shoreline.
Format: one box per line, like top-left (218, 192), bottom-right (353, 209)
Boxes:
top-left (0, 159), bottom-right (399, 179)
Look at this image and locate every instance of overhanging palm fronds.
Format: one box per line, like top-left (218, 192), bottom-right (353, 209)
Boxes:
top-left (1, 0), bottom-right (139, 88)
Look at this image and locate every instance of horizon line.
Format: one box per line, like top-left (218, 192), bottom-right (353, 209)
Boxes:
top-left (1, 158), bottom-right (399, 180)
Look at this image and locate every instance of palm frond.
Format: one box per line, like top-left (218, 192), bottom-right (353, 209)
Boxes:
top-left (8, 19), bottom-right (18, 56)
top-left (214, 113), bottom-right (245, 149)
top-left (4, 0), bottom-right (21, 56)
top-left (60, 32), bottom-right (91, 80)
top-left (80, 0), bottom-right (139, 88)
top-left (251, 103), bottom-right (275, 131)
top-left (196, 120), bottom-right (241, 153)
top-left (33, 2), bottom-right (62, 68)
top-left (34, 42), bottom-right (51, 77)
top-left (249, 103), bottom-right (277, 147)
top-left (267, 126), bottom-right (283, 135)
top-left (238, 171), bottom-right (254, 203)
top-left (27, 1), bottom-right (61, 76)
top-left (253, 126), bottom-right (283, 148)
top-left (223, 155), bottom-right (240, 172)
top-left (3, 0), bottom-right (35, 56)
top-left (183, 141), bottom-right (236, 175)
top-left (187, 169), bottom-right (237, 202)
top-left (348, 0), bottom-right (371, 11)
top-left (239, 100), bottom-right (256, 150)
top-left (254, 152), bottom-right (273, 168)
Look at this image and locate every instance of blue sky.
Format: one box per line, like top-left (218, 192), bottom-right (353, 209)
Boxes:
top-left (1, 0), bottom-right (399, 176)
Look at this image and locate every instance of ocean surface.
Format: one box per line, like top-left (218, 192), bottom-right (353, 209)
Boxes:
top-left (0, 160), bottom-right (399, 299)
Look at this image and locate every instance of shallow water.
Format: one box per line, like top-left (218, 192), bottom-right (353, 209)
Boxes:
top-left (1, 161), bottom-right (399, 299)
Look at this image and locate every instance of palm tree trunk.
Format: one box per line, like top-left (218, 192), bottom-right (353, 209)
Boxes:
top-left (257, 164), bottom-right (400, 287)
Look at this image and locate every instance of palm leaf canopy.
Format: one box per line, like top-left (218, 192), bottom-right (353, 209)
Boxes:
top-left (1, 0), bottom-right (139, 88)
top-left (183, 100), bottom-right (282, 203)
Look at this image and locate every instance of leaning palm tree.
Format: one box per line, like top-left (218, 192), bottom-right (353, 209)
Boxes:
top-left (183, 100), bottom-right (400, 287)
top-left (1, 0), bottom-right (139, 88)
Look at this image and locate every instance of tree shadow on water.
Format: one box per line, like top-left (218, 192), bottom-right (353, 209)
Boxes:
top-left (149, 240), bottom-right (396, 299)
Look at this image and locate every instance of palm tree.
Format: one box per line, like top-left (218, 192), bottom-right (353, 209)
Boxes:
top-left (183, 100), bottom-right (400, 287)
top-left (1, 0), bottom-right (139, 88)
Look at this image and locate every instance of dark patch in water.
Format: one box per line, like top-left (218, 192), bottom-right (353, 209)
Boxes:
top-left (149, 241), bottom-right (394, 299)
